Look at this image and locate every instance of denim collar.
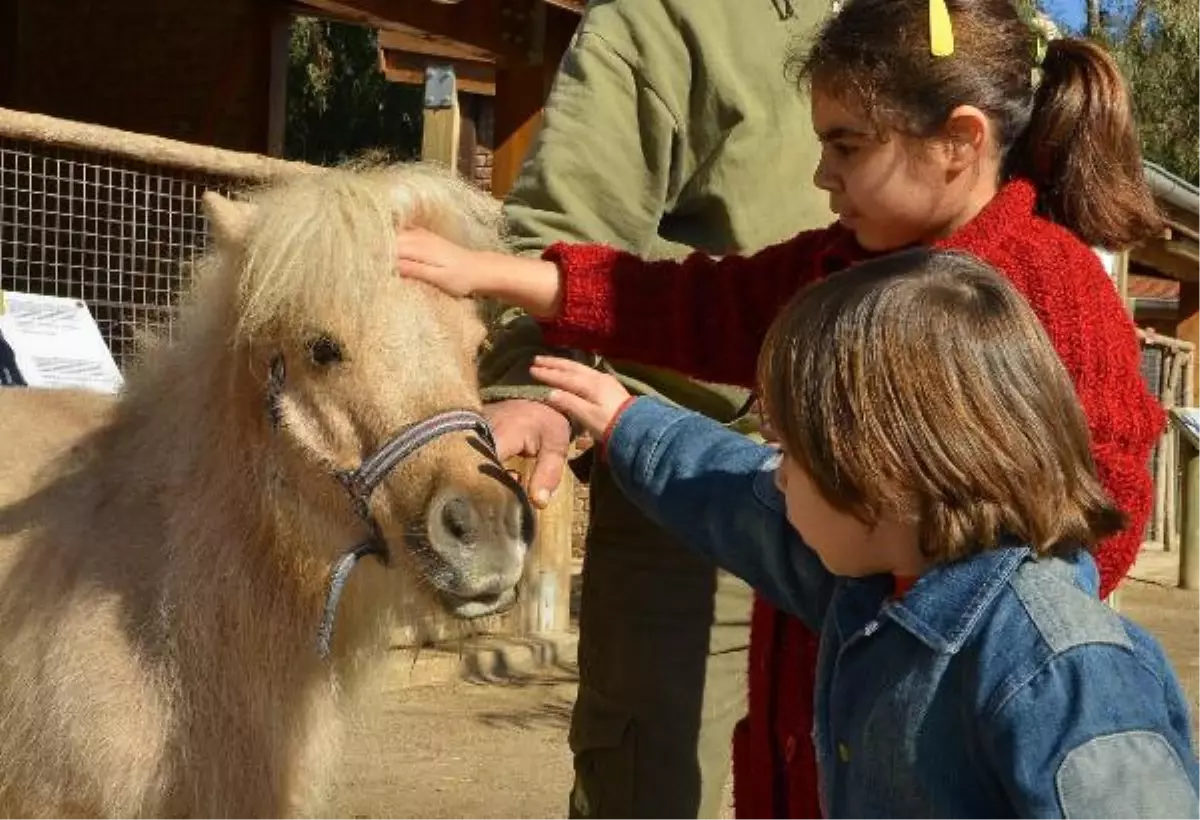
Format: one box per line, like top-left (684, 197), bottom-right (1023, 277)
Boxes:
top-left (879, 545), bottom-right (1033, 654)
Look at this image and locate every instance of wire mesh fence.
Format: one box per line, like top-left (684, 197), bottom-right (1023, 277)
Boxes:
top-left (0, 108), bottom-right (305, 370)
top-left (0, 137), bottom-right (242, 367)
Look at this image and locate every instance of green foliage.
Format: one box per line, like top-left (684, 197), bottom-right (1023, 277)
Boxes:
top-left (1047, 0), bottom-right (1198, 183)
top-left (1109, 0), bottom-right (1199, 183)
top-left (284, 18), bottom-right (423, 166)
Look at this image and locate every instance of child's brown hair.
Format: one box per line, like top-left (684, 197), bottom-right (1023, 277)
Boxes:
top-left (791, 0), bottom-right (1162, 250)
top-left (757, 248), bottom-right (1124, 562)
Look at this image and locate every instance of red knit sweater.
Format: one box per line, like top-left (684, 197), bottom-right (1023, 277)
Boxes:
top-left (540, 179), bottom-right (1165, 818)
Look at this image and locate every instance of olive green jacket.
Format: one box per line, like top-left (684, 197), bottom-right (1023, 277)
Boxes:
top-left (480, 0), bottom-right (834, 429)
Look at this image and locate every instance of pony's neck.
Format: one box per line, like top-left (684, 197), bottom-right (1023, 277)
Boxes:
top-left (119, 331), bottom-right (263, 515)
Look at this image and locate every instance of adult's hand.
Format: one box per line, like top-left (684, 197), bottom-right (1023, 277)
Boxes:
top-left (484, 398), bottom-right (573, 509)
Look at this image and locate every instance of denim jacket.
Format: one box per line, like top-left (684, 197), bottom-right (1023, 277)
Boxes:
top-left (605, 398), bottom-right (1199, 818)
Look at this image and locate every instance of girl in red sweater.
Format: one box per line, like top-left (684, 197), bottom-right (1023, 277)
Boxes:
top-left (396, 0), bottom-right (1165, 815)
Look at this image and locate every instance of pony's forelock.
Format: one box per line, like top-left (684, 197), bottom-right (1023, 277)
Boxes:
top-left (221, 161), bottom-right (501, 342)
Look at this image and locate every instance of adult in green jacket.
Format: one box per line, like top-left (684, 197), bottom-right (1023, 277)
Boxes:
top-left (478, 1), bottom-right (832, 816)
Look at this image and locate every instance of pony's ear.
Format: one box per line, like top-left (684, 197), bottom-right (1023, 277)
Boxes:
top-left (202, 191), bottom-right (255, 250)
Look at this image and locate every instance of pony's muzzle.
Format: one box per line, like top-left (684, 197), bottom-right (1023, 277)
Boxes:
top-left (422, 487), bottom-right (532, 619)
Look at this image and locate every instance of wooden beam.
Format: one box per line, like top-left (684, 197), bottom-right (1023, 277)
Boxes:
top-left (1160, 200), bottom-right (1200, 240)
top-left (491, 62), bottom-right (544, 197)
top-left (1132, 237), bottom-right (1200, 283)
top-left (458, 94), bottom-right (480, 185)
top-left (378, 26), bottom-right (501, 65)
top-left (381, 50), bottom-right (495, 96)
top-left (1114, 249), bottom-right (1131, 313)
top-left (292, 0), bottom-right (579, 65)
top-left (420, 64), bottom-right (461, 172)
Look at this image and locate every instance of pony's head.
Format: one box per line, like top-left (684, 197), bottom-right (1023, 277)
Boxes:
top-left (195, 163), bottom-right (530, 630)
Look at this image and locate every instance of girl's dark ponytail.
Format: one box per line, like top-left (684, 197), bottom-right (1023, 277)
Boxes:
top-left (1008, 38), bottom-right (1163, 249)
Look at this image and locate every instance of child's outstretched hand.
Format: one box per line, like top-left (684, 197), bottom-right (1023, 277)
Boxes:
top-left (394, 227), bottom-right (562, 317)
top-left (530, 356), bottom-right (634, 442)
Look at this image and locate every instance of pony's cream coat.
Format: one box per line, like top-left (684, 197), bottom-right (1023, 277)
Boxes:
top-left (0, 163), bottom-right (530, 817)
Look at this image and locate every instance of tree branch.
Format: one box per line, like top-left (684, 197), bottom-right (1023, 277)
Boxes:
top-left (1129, 0), bottom-right (1153, 42)
top-left (1086, 0), bottom-right (1102, 37)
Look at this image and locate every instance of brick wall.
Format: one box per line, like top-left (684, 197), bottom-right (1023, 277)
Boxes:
top-left (474, 144), bottom-right (495, 192)
top-left (471, 96), bottom-right (495, 193)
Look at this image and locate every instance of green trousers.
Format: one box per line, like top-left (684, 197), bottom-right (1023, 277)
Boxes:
top-left (568, 459), bottom-right (752, 819)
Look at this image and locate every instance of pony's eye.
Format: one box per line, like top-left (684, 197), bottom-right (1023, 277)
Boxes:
top-left (307, 335), bottom-right (343, 366)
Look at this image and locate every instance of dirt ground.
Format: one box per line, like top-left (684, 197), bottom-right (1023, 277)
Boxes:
top-left (1115, 548), bottom-right (1200, 735)
top-left (330, 665), bottom-right (578, 819)
top-left (329, 548), bottom-right (1198, 819)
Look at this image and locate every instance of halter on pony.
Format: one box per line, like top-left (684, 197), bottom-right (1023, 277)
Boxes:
top-left (264, 354), bottom-right (506, 659)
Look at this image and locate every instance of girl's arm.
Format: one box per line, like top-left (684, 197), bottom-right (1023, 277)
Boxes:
top-left (396, 227), bottom-right (840, 389)
top-left (538, 232), bottom-right (832, 387)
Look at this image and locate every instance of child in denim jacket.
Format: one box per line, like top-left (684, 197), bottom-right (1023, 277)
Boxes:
top-left (480, 248), bottom-right (1198, 817)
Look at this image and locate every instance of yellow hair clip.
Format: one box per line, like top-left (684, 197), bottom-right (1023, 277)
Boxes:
top-left (929, 0), bottom-right (955, 57)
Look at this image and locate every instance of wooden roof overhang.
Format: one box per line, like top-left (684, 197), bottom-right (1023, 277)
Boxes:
top-left (1133, 163), bottom-right (1199, 284)
top-left (287, 0), bottom-right (584, 195)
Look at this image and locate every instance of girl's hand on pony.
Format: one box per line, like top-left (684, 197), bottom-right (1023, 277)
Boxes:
top-left (529, 356), bottom-right (634, 442)
top-left (393, 227), bottom-right (482, 297)
top-left (394, 227), bottom-right (562, 317)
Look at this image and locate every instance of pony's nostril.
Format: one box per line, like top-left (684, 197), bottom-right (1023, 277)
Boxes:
top-left (440, 497), bottom-right (478, 545)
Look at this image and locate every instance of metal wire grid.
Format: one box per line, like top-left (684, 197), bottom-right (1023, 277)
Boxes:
top-left (0, 137), bottom-right (242, 369)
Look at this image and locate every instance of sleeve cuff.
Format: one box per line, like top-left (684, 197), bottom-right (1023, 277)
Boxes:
top-left (596, 395), bottom-right (640, 463)
top-left (538, 242), bottom-right (620, 347)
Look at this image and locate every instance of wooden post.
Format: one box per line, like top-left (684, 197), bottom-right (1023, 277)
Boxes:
top-left (1178, 282), bottom-right (1199, 406)
top-left (1180, 441), bottom-right (1198, 590)
top-left (458, 94), bottom-right (480, 187)
top-left (1114, 249), bottom-right (1131, 314)
top-left (266, 7), bottom-right (292, 157)
top-left (1174, 320), bottom-right (1197, 592)
top-left (421, 64), bottom-right (461, 172)
top-left (511, 456), bottom-right (575, 634)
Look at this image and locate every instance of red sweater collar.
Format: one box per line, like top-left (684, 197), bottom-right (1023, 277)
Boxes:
top-left (937, 178), bottom-right (1038, 253)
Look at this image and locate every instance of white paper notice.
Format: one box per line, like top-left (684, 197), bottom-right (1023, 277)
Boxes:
top-left (1094, 248), bottom-right (1118, 286)
top-left (0, 291), bottom-right (124, 394)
